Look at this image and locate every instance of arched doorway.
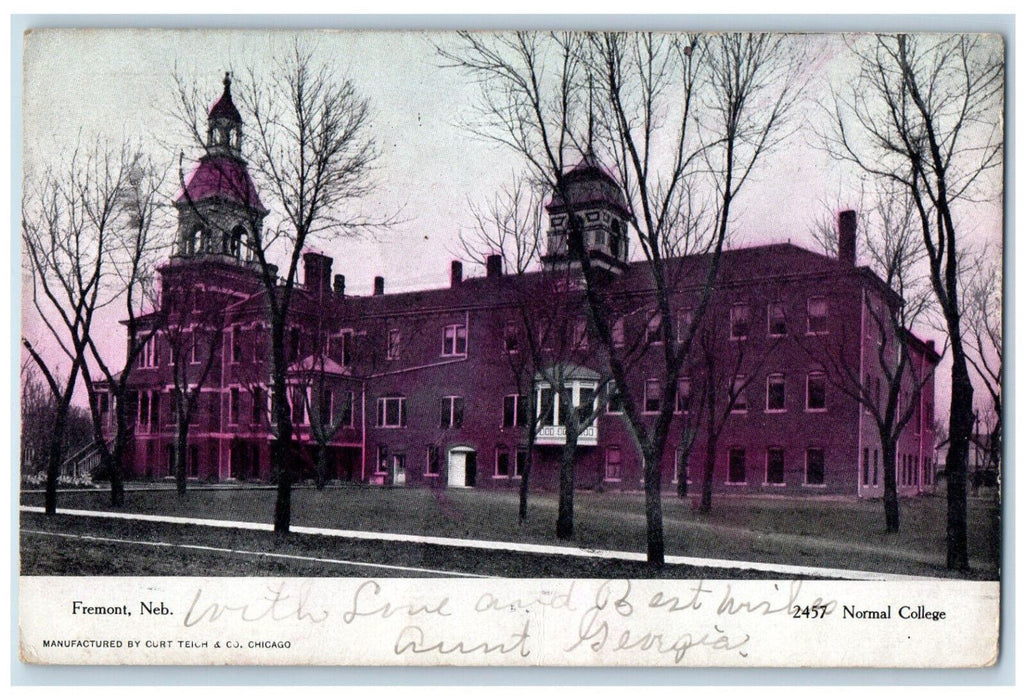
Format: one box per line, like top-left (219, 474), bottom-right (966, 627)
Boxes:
top-left (447, 446), bottom-right (477, 488)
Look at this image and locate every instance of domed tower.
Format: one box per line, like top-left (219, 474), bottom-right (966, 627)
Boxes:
top-left (542, 149), bottom-right (633, 274)
top-left (174, 73), bottom-right (268, 264)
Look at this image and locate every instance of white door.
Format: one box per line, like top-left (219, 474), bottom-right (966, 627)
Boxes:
top-left (447, 451), bottom-right (466, 487)
top-left (393, 455), bottom-right (406, 486)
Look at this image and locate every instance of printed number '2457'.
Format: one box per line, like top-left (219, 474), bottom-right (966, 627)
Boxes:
top-left (791, 605), bottom-right (830, 619)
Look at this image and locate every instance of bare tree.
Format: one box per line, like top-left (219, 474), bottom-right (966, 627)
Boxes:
top-left (824, 33), bottom-right (1003, 570)
top-left (806, 196), bottom-right (937, 531)
top-left (961, 250), bottom-right (1001, 476)
top-left (173, 45), bottom-right (386, 533)
top-left (160, 270), bottom-right (230, 494)
top-left (457, 174), bottom-right (545, 275)
top-left (78, 154), bottom-right (170, 506)
top-left (691, 311), bottom-right (776, 513)
top-left (20, 359), bottom-right (92, 478)
top-left (21, 141), bottom-right (137, 514)
top-left (442, 31), bottom-right (807, 565)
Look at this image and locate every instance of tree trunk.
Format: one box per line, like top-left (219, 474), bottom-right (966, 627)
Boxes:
top-left (44, 391), bottom-right (75, 515)
top-left (676, 443), bottom-right (691, 498)
top-left (946, 353), bottom-right (974, 571)
top-left (271, 328), bottom-right (293, 534)
top-left (643, 449), bottom-right (665, 566)
top-left (175, 417), bottom-right (188, 496)
top-left (518, 426), bottom-right (537, 525)
top-left (700, 433), bottom-right (718, 514)
top-left (108, 411), bottom-right (127, 508)
top-left (315, 443), bottom-right (329, 490)
top-left (881, 441), bottom-right (900, 533)
top-left (556, 436), bottom-right (577, 540)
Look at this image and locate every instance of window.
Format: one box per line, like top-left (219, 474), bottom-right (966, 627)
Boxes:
top-left (291, 387), bottom-right (307, 425)
top-left (646, 313), bottom-right (663, 345)
top-left (425, 445), bottom-right (441, 476)
top-left (251, 387), bottom-right (263, 424)
top-left (612, 318), bottom-right (625, 347)
top-left (376, 445), bottom-right (388, 475)
top-left (514, 449), bottom-right (527, 478)
top-left (139, 336), bottom-right (157, 368)
top-left (676, 309), bottom-right (695, 344)
top-left (767, 302), bottom-right (787, 337)
top-left (138, 392), bottom-right (150, 433)
top-left (335, 391), bottom-right (354, 427)
top-left (873, 449), bottom-right (879, 486)
top-left (503, 321), bottom-right (519, 354)
top-left (495, 447), bottom-right (511, 478)
top-left (443, 324), bottom-right (468, 356)
top-left (675, 378), bottom-right (691, 414)
top-left (606, 382), bottom-right (623, 414)
top-left (604, 446), bottom-right (622, 481)
top-left (149, 392), bottom-right (160, 431)
top-left (329, 331), bottom-right (353, 366)
top-left (863, 447), bottom-right (870, 486)
top-left (538, 387), bottom-right (555, 426)
top-left (229, 388), bottom-right (240, 425)
top-left (766, 374), bottom-right (786, 412)
top-left (577, 386), bottom-right (596, 423)
top-left (98, 392), bottom-right (110, 415)
top-left (377, 396), bottom-right (406, 428)
top-left (440, 396), bottom-right (465, 428)
top-left (730, 303), bottom-right (750, 340)
top-left (766, 448), bottom-right (785, 485)
top-left (190, 334), bottom-right (200, 364)
top-left (644, 379), bottom-right (661, 413)
top-left (806, 448), bottom-right (825, 485)
top-left (387, 329), bottom-right (400, 360)
top-left (728, 448), bottom-right (747, 484)
top-left (806, 372), bottom-right (827, 411)
top-left (503, 395), bottom-right (528, 428)
top-left (288, 327), bottom-right (301, 361)
top-left (731, 376), bottom-right (748, 412)
top-left (807, 297), bottom-right (828, 335)
top-left (231, 326), bottom-right (243, 363)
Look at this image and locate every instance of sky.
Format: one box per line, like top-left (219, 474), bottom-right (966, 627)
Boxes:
top-left (19, 28), bottom-right (1005, 417)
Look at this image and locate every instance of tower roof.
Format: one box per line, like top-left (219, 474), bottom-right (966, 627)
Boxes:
top-left (209, 72), bottom-right (242, 123)
top-left (176, 156), bottom-right (266, 212)
top-left (547, 149), bottom-right (632, 219)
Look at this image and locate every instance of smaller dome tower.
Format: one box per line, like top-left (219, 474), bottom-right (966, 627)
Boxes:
top-left (542, 149), bottom-right (633, 274)
top-left (174, 72), bottom-right (267, 264)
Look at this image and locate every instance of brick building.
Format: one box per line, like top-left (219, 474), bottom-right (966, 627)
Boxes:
top-left (96, 76), bottom-right (939, 498)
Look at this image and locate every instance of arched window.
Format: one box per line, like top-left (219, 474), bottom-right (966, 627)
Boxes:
top-left (187, 228), bottom-right (204, 255)
top-left (230, 225), bottom-right (247, 259)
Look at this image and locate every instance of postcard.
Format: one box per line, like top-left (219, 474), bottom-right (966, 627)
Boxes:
top-left (18, 27), bottom-right (1003, 667)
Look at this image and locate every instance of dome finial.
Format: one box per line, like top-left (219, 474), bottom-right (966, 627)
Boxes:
top-left (223, 71), bottom-right (232, 89)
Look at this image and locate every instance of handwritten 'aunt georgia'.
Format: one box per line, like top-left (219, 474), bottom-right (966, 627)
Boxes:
top-left (394, 620), bottom-right (532, 657)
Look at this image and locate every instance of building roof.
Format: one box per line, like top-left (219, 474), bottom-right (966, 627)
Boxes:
top-left (176, 156), bottom-right (266, 212)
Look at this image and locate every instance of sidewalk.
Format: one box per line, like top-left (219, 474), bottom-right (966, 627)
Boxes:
top-left (19, 505), bottom-right (938, 581)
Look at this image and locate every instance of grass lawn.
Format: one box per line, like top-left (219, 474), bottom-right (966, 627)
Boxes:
top-left (20, 485), bottom-right (1000, 578)
top-left (19, 512), bottom-right (793, 579)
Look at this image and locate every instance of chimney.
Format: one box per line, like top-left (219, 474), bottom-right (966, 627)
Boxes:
top-left (838, 210), bottom-right (857, 267)
top-left (303, 251), bottom-right (332, 296)
top-left (373, 276), bottom-right (385, 296)
top-left (486, 254), bottom-right (503, 279)
top-left (333, 274), bottom-right (346, 297)
top-left (450, 260), bottom-right (463, 288)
